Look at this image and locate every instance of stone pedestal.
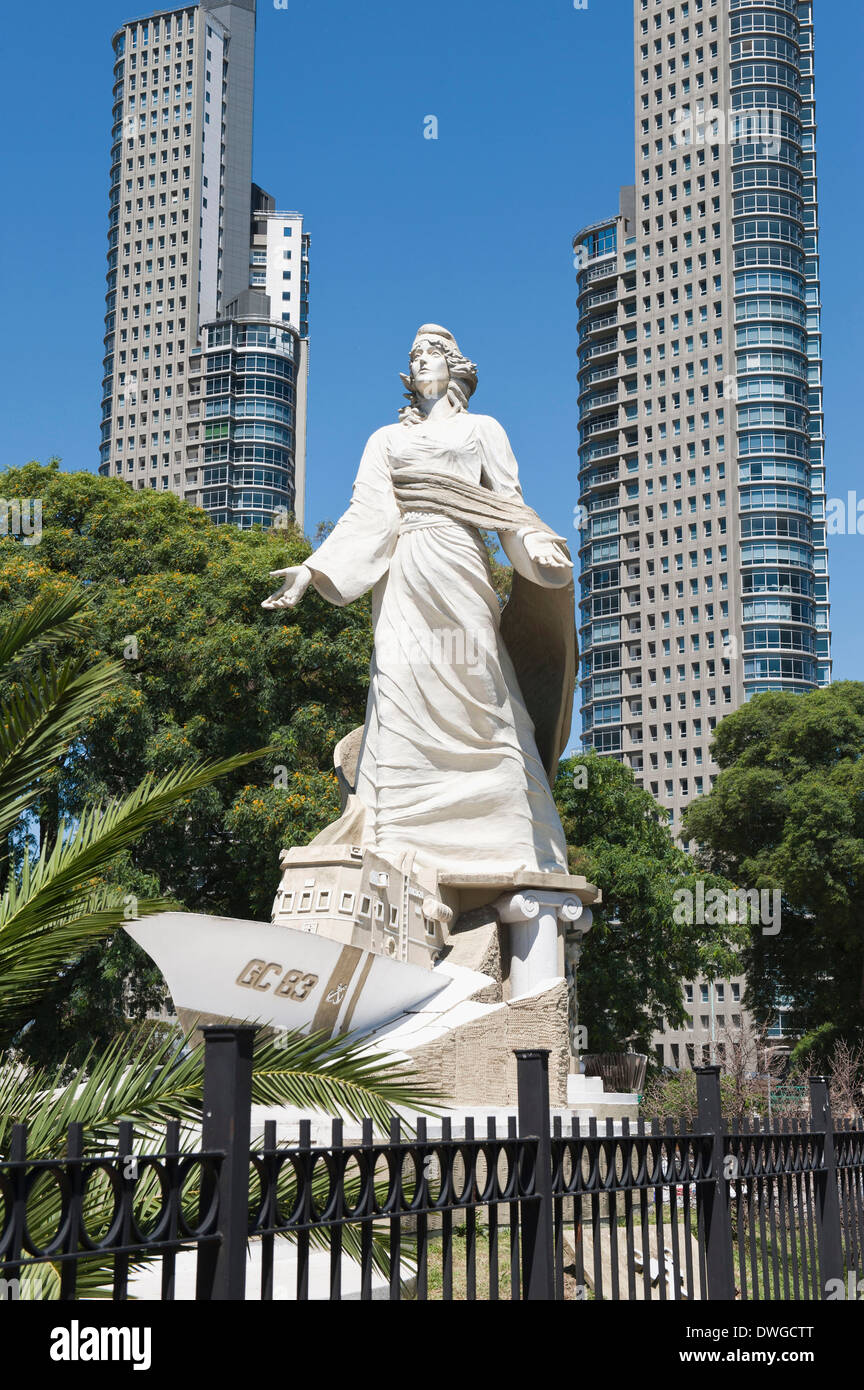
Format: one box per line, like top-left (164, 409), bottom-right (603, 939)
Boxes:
top-left (363, 874), bottom-right (600, 1107)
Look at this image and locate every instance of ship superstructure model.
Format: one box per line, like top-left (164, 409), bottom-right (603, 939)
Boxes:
top-left (270, 843), bottom-right (453, 968)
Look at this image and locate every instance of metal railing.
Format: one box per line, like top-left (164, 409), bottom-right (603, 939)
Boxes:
top-left (1, 1031), bottom-right (861, 1302)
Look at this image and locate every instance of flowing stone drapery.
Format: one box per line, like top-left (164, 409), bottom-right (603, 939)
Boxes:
top-left (303, 411), bottom-right (576, 878)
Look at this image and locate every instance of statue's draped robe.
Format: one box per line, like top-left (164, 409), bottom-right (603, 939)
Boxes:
top-left (305, 411), bottom-right (573, 876)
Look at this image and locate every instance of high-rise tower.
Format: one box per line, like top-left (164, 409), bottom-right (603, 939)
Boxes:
top-left (574, 0), bottom-right (831, 835)
top-left (99, 1), bottom-right (309, 528)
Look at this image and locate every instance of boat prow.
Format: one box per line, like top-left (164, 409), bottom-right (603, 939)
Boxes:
top-left (125, 911), bottom-right (452, 1038)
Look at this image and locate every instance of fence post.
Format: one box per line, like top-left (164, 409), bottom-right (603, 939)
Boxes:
top-left (515, 1048), bottom-right (554, 1301)
top-left (808, 1075), bottom-right (844, 1294)
top-left (195, 1024), bottom-right (256, 1301)
top-left (4, 1124), bottom-right (27, 1298)
top-left (695, 1065), bottom-right (735, 1300)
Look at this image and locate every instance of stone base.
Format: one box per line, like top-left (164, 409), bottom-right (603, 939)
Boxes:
top-left (566, 1073), bottom-right (639, 1121)
top-left (405, 980), bottom-right (571, 1106)
top-left (362, 904), bottom-right (573, 1107)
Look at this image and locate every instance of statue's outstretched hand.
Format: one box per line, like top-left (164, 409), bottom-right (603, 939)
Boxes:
top-left (523, 533), bottom-right (572, 570)
top-left (262, 563), bottom-right (313, 609)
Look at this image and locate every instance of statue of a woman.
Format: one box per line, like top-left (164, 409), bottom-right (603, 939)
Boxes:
top-left (263, 324), bottom-right (576, 879)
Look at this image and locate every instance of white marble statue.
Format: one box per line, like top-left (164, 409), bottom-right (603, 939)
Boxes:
top-left (263, 324), bottom-right (577, 878)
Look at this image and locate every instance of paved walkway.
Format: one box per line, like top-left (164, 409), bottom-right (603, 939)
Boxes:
top-left (127, 1239), bottom-right (413, 1301)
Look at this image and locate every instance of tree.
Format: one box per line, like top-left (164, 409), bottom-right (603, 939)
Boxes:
top-left (682, 682), bottom-right (864, 1065)
top-left (554, 751), bottom-right (744, 1056)
top-left (0, 464), bottom-right (372, 1064)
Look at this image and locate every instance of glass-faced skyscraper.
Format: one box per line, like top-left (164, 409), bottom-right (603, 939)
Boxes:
top-left (573, 0), bottom-right (831, 834)
top-left (99, 0), bottom-right (310, 528)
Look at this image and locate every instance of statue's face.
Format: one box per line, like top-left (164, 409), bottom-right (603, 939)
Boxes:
top-left (409, 337), bottom-right (450, 398)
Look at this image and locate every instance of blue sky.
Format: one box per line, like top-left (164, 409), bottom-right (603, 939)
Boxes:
top-left (1, 0), bottom-right (861, 683)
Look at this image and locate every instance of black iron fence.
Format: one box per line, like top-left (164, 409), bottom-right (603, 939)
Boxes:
top-left (1, 1027), bottom-right (862, 1302)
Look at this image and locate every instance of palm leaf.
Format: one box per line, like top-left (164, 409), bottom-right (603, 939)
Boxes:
top-left (0, 656), bottom-right (123, 843)
top-left (0, 751), bottom-right (270, 1034)
top-left (0, 588), bottom-right (95, 671)
top-left (250, 1030), bottom-right (441, 1128)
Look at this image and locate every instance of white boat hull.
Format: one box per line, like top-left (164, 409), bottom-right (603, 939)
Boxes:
top-left (126, 912), bottom-right (451, 1038)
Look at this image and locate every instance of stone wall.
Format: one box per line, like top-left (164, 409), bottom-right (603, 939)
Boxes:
top-left (405, 980), bottom-right (571, 1107)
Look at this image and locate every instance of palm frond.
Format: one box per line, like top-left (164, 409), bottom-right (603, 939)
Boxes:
top-left (0, 655), bottom-right (123, 842)
top-left (0, 588), bottom-right (94, 670)
top-left (0, 897), bottom-right (169, 1035)
top-left (2, 1022), bottom-right (436, 1157)
top-left (0, 751), bottom-right (270, 1030)
top-left (250, 1030), bottom-right (442, 1127)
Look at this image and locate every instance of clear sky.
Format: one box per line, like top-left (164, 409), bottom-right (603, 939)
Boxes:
top-left (1, 0), bottom-right (861, 687)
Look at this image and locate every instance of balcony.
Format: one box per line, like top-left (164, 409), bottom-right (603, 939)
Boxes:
top-left (586, 491), bottom-right (619, 514)
top-left (580, 338), bottom-right (618, 366)
top-left (585, 390), bottom-right (619, 411)
top-left (578, 303), bottom-right (619, 336)
top-left (582, 413), bottom-right (619, 439)
top-left (579, 256), bottom-right (618, 288)
top-left (584, 312), bottom-right (619, 335)
top-left (583, 288), bottom-right (618, 310)
top-left (581, 471), bottom-right (620, 497)
top-left (581, 441), bottom-right (620, 463)
top-left (583, 363), bottom-right (618, 386)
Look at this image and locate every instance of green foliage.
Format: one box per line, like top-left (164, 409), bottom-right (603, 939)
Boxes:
top-left (0, 587), bottom-right (270, 1063)
top-left (0, 464), bottom-right (372, 1065)
top-left (638, 1066), bottom-right (781, 1126)
top-left (13, 854), bottom-right (171, 1072)
top-left (554, 751), bottom-right (744, 1055)
top-left (478, 529), bottom-right (512, 605)
top-left (682, 683), bottom-right (864, 1062)
top-left (225, 772), bottom-right (341, 919)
